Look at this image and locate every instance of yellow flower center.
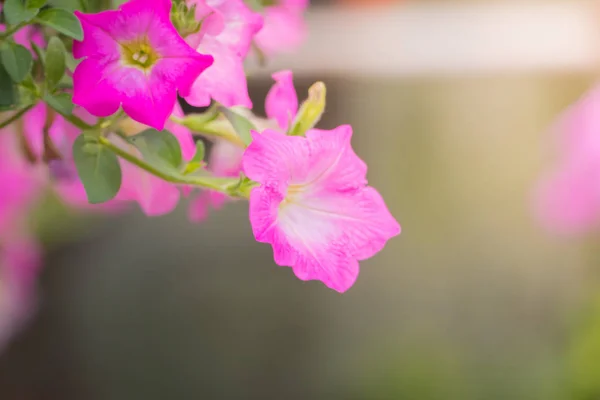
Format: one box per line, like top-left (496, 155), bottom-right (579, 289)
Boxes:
top-left (120, 39), bottom-right (159, 71)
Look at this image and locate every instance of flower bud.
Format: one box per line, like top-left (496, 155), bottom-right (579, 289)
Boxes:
top-left (288, 81), bottom-right (326, 136)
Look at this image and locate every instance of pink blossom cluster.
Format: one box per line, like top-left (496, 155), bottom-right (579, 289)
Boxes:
top-left (0, 0), bottom-right (400, 350)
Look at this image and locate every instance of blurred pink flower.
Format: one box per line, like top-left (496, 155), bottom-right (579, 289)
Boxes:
top-left (189, 138), bottom-right (244, 222)
top-left (185, 0), bottom-right (263, 108)
top-left (243, 126), bottom-right (400, 292)
top-left (72, 0), bottom-right (213, 129)
top-left (0, 131), bottom-right (43, 235)
top-left (0, 239), bottom-right (42, 350)
top-left (254, 0), bottom-right (308, 56)
top-left (535, 86), bottom-right (600, 235)
top-left (0, 130), bottom-right (43, 351)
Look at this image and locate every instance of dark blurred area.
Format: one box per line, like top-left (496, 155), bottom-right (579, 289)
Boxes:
top-left (4, 1), bottom-right (600, 399)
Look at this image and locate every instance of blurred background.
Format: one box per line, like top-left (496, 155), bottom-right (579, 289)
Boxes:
top-left (3, 0), bottom-right (600, 399)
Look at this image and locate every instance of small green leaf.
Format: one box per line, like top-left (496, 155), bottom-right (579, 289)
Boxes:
top-left (31, 42), bottom-right (46, 67)
top-left (129, 129), bottom-right (183, 172)
top-left (64, 50), bottom-right (80, 71)
top-left (182, 140), bottom-right (205, 174)
top-left (219, 107), bottom-right (256, 146)
top-left (58, 73), bottom-right (73, 89)
top-left (44, 92), bottom-right (74, 115)
top-left (0, 43), bottom-right (33, 83)
top-left (36, 8), bottom-right (83, 41)
top-left (0, 64), bottom-right (18, 110)
top-left (26, 0), bottom-right (47, 8)
top-left (4, 0), bottom-right (39, 24)
top-left (73, 134), bottom-right (122, 204)
top-left (44, 37), bottom-right (66, 90)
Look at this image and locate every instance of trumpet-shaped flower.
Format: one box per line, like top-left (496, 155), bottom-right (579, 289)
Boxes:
top-left (243, 126), bottom-right (400, 292)
top-left (72, 0), bottom-right (213, 130)
top-left (185, 0), bottom-right (263, 108)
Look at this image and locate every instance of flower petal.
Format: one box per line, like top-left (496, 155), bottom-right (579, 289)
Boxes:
top-left (303, 125), bottom-right (367, 190)
top-left (242, 129), bottom-right (309, 184)
top-left (265, 70), bottom-right (298, 131)
top-left (249, 186), bottom-right (359, 292)
top-left (292, 187), bottom-right (401, 260)
top-left (73, 10), bottom-right (121, 60)
top-left (186, 37), bottom-right (251, 108)
top-left (72, 58), bottom-right (121, 117)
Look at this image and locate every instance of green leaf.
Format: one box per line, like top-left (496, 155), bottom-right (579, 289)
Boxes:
top-left (26, 0), bottom-right (47, 8)
top-left (47, 0), bottom-right (80, 12)
top-left (43, 92), bottom-right (74, 115)
top-left (4, 0), bottom-right (39, 24)
top-left (44, 37), bottom-right (66, 90)
top-left (73, 133), bottom-right (122, 204)
top-left (31, 42), bottom-right (46, 68)
top-left (64, 50), bottom-right (80, 71)
top-left (182, 140), bottom-right (205, 174)
top-left (0, 43), bottom-right (33, 83)
top-left (36, 8), bottom-right (83, 41)
top-left (0, 64), bottom-right (18, 110)
top-left (128, 129), bottom-right (183, 172)
top-left (219, 107), bottom-right (256, 146)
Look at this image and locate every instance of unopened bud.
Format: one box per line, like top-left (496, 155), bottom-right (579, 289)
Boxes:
top-left (288, 81), bottom-right (326, 136)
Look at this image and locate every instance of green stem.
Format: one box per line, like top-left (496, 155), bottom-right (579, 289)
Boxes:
top-left (199, 126), bottom-right (247, 147)
top-left (0, 104), bottom-right (35, 130)
top-left (97, 135), bottom-right (244, 195)
top-left (0, 22), bottom-right (28, 40)
top-left (170, 116), bottom-right (246, 148)
top-left (60, 112), bottom-right (94, 130)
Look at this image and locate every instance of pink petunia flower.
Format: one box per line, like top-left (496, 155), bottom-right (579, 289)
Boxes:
top-left (243, 126), bottom-right (400, 292)
top-left (254, 0), bottom-right (308, 56)
top-left (72, 0), bottom-right (213, 130)
top-left (535, 86), bottom-right (600, 235)
top-left (184, 0), bottom-right (263, 108)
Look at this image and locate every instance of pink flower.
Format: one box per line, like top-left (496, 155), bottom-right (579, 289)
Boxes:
top-left (243, 126), bottom-right (400, 292)
top-left (0, 239), bottom-right (41, 350)
top-left (254, 0), bottom-right (308, 56)
top-left (265, 70), bottom-right (298, 131)
top-left (184, 0), bottom-right (263, 108)
top-left (188, 138), bottom-right (244, 222)
top-left (535, 86), bottom-right (600, 235)
top-left (72, 0), bottom-right (213, 130)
